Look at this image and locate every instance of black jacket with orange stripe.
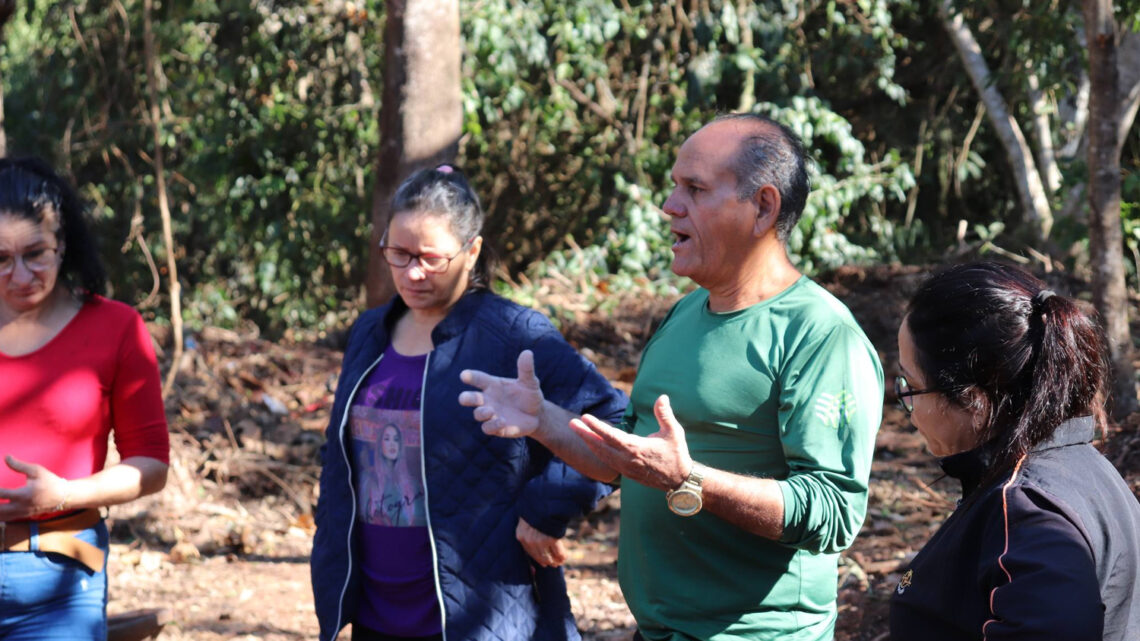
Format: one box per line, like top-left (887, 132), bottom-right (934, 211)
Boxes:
top-left (889, 416), bottom-right (1140, 641)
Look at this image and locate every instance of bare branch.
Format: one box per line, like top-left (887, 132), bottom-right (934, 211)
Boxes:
top-left (939, 0), bottom-right (1054, 239)
top-left (144, 0), bottom-right (184, 396)
top-left (1026, 70), bottom-right (1062, 194)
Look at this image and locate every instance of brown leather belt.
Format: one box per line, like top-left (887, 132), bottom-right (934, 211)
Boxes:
top-left (0, 509), bottom-right (105, 572)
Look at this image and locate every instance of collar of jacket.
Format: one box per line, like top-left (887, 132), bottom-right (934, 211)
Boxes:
top-left (380, 288), bottom-right (492, 343)
top-left (938, 415), bottom-right (1096, 496)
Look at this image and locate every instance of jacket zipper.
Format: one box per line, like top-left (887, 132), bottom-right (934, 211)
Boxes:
top-left (419, 351), bottom-right (448, 641)
top-left (332, 352), bottom-right (385, 639)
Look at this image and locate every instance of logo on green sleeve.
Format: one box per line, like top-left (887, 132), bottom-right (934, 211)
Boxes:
top-left (814, 390), bottom-right (855, 430)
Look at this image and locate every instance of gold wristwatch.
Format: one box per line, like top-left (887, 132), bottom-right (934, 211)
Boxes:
top-left (666, 463), bottom-right (705, 516)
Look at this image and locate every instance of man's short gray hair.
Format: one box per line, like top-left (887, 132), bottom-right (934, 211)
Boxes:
top-left (713, 113), bottom-right (810, 242)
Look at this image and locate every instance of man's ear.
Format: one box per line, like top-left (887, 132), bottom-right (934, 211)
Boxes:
top-left (753, 184), bottom-right (781, 237)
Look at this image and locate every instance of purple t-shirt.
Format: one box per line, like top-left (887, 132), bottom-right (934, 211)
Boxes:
top-left (350, 344), bottom-right (440, 636)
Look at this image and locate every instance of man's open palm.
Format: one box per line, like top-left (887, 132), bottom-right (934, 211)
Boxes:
top-left (459, 350), bottom-right (545, 438)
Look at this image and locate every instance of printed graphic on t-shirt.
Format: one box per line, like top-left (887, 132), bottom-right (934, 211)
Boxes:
top-left (814, 390), bottom-right (856, 431)
top-left (351, 407), bottom-right (427, 527)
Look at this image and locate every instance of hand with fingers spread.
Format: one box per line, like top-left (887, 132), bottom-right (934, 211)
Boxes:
top-left (459, 350), bottom-right (545, 438)
top-left (516, 517), bottom-right (568, 568)
top-left (0, 455), bottom-right (72, 520)
top-left (569, 394), bottom-right (693, 491)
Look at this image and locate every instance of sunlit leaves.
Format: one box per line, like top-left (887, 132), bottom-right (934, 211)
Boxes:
top-left (5, 0), bottom-right (382, 332)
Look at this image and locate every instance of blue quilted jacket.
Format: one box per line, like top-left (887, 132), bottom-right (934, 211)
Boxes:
top-left (311, 290), bottom-right (627, 641)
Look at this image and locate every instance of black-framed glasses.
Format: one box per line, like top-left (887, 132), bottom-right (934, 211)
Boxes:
top-left (378, 237), bottom-right (474, 273)
top-left (0, 246), bottom-right (61, 277)
top-left (894, 374), bottom-right (940, 415)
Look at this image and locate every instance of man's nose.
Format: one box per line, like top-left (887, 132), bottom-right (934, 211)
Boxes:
top-left (662, 190), bottom-right (684, 218)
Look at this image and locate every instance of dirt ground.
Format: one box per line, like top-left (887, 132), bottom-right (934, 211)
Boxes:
top-left (105, 264), bottom-right (1140, 641)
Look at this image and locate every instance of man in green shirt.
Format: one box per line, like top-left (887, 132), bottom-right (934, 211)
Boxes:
top-left (460, 113), bottom-right (883, 641)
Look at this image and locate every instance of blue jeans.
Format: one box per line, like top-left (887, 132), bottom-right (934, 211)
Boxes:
top-left (0, 520), bottom-right (109, 640)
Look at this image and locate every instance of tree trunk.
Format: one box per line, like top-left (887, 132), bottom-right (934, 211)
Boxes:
top-left (1026, 71), bottom-right (1061, 194)
top-left (0, 0), bottom-right (14, 157)
top-left (1084, 0), bottom-right (1137, 419)
top-left (735, 0), bottom-right (754, 113)
top-left (1118, 29), bottom-right (1140, 146)
top-left (939, 0), bottom-right (1054, 240)
top-left (144, 0), bottom-right (183, 396)
top-left (1055, 30), bottom-right (1138, 226)
top-left (1058, 72), bottom-right (1090, 159)
top-left (365, 0), bottom-right (462, 307)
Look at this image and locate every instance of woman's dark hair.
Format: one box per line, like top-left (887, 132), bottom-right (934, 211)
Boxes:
top-left (906, 262), bottom-right (1107, 479)
top-left (388, 164), bottom-right (494, 289)
top-left (0, 157), bottom-right (106, 299)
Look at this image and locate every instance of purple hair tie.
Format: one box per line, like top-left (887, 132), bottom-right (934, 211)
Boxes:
top-left (436, 164), bottom-right (455, 174)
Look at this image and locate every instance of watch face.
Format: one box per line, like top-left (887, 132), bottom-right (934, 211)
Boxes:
top-left (668, 489), bottom-right (702, 516)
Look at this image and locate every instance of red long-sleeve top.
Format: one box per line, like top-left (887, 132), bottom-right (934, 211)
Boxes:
top-left (0, 296), bottom-right (170, 510)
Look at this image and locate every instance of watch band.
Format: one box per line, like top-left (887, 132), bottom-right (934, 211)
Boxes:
top-left (666, 462), bottom-right (706, 516)
top-left (676, 463), bottom-right (705, 491)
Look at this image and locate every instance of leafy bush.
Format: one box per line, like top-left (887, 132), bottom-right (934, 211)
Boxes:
top-left (16, 0), bottom-right (1127, 334)
top-left (464, 0), bottom-right (914, 290)
top-left (4, 0), bottom-right (382, 333)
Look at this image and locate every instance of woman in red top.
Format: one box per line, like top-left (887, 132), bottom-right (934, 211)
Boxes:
top-left (0, 157), bottom-right (170, 640)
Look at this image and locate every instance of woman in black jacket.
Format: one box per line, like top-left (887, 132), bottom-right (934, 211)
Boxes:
top-left (890, 262), bottom-right (1140, 641)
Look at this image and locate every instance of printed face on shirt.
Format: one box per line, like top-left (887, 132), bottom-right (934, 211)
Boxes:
top-left (385, 211), bottom-right (482, 318)
top-left (897, 316), bottom-right (981, 457)
top-left (0, 212), bottom-right (65, 314)
top-left (380, 424), bottom-right (402, 462)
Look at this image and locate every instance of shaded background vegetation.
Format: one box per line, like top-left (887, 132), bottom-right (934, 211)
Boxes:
top-left (2, 0), bottom-right (1138, 337)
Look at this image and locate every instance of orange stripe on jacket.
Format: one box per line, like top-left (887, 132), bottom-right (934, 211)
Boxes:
top-left (981, 455), bottom-right (1028, 639)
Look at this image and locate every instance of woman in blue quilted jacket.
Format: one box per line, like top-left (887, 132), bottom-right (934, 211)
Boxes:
top-left (311, 164), bottom-right (627, 641)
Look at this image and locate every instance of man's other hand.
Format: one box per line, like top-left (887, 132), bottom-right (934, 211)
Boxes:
top-left (569, 394), bottom-right (693, 491)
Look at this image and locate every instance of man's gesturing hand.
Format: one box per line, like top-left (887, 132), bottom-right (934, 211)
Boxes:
top-left (459, 350), bottom-right (545, 438)
top-left (568, 394), bottom-right (694, 491)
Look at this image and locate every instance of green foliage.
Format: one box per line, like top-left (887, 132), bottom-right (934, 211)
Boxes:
top-left (5, 0), bottom-right (1137, 334)
top-left (906, 0), bottom-right (1140, 257)
top-left (3, 0), bottom-right (382, 333)
top-left (1122, 170), bottom-right (1140, 286)
top-left (463, 0), bottom-right (914, 291)
top-left (1121, 107), bottom-right (1140, 285)
top-left (761, 97), bottom-right (914, 271)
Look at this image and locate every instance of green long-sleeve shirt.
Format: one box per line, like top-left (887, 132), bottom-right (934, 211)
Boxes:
top-left (618, 277), bottom-right (883, 641)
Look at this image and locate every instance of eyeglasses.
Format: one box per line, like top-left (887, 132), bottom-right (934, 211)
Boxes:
top-left (379, 237), bottom-right (474, 273)
top-left (0, 246), bottom-right (61, 276)
top-left (894, 374), bottom-right (940, 415)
